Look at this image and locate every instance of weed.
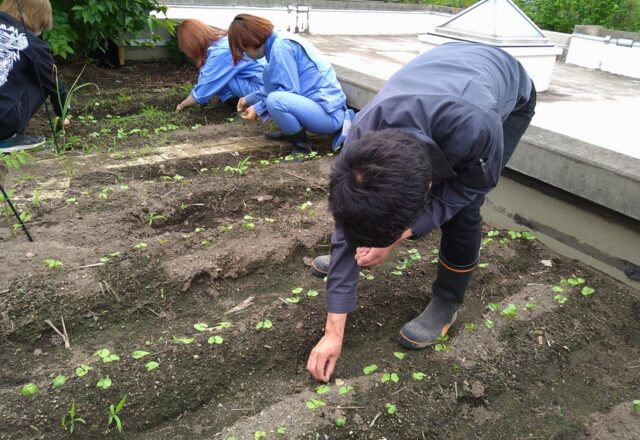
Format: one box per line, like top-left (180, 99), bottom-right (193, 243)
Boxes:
top-left (464, 323), bottom-right (476, 331)
top-left (412, 372), bottom-right (427, 381)
top-left (363, 364), bottom-right (378, 375)
top-left (133, 242), bottom-right (148, 250)
top-left (146, 213), bottom-right (166, 226)
top-left (20, 383), bottom-right (39, 397)
top-left (484, 319), bottom-right (495, 329)
top-left (254, 431), bottom-right (267, 440)
top-left (52, 375), bottom-right (66, 388)
top-left (385, 403), bottom-right (397, 415)
top-left (31, 190), bottom-right (41, 208)
top-left (276, 426), bottom-right (286, 435)
top-left (107, 396), bottom-right (127, 434)
top-left (44, 258), bottom-right (63, 269)
top-left (131, 351), bottom-right (150, 359)
top-left (434, 335), bottom-right (450, 352)
top-left (393, 352), bottom-right (407, 360)
top-left (1, 150), bottom-right (30, 171)
top-left (61, 401), bottom-right (86, 434)
top-left (501, 303), bottom-right (518, 319)
top-left (256, 319), bottom-right (273, 330)
top-left (335, 417), bottom-right (346, 427)
top-left (224, 156), bottom-right (253, 175)
top-left (97, 376), bottom-right (112, 390)
top-left (145, 361), bottom-right (159, 371)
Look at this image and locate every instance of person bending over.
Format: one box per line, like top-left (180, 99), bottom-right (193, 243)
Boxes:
top-left (0, 0), bottom-right (69, 152)
top-left (307, 42), bottom-right (536, 382)
top-left (175, 19), bottom-right (265, 113)
top-left (227, 14), bottom-right (348, 159)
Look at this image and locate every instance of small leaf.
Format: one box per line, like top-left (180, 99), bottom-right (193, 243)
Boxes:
top-left (486, 303), bottom-right (498, 312)
top-left (393, 352), bottom-right (406, 360)
top-left (76, 365), bottom-right (92, 377)
top-left (338, 385), bottom-right (354, 395)
top-left (291, 287), bottom-right (303, 294)
top-left (581, 286), bottom-right (595, 296)
top-left (552, 286), bottom-right (565, 293)
top-left (484, 319), bottom-right (495, 329)
top-left (390, 373), bottom-right (399, 383)
top-left (554, 295), bottom-right (568, 304)
top-left (306, 289), bottom-right (319, 297)
top-left (21, 383), bottom-right (39, 397)
top-left (52, 375), bottom-right (67, 388)
top-left (316, 384), bottom-right (331, 395)
top-left (208, 335), bottom-right (224, 345)
top-left (385, 403), bottom-right (397, 414)
top-left (97, 377), bottom-right (112, 389)
top-left (254, 431), bottom-right (266, 440)
top-left (194, 322), bottom-right (208, 332)
top-left (335, 417), bottom-right (346, 427)
top-left (363, 364), bottom-right (378, 375)
top-left (132, 350), bottom-right (150, 359)
top-left (173, 336), bottom-right (195, 344)
top-left (145, 361), bottom-right (159, 371)
top-left (214, 321), bottom-right (232, 330)
top-left (285, 296), bottom-right (300, 304)
top-left (276, 426), bottom-right (286, 434)
top-left (306, 399), bottom-right (326, 410)
top-left (478, 262), bottom-right (489, 269)
top-left (525, 302), bottom-right (537, 311)
top-left (633, 400), bottom-right (640, 412)
top-left (412, 372), bottom-right (427, 381)
top-left (464, 323), bottom-right (476, 331)
top-left (94, 348), bottom-right (110, 358)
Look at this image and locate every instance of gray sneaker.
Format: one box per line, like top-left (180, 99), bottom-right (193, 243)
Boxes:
top-left (0, 134), bottom-right (45, 153)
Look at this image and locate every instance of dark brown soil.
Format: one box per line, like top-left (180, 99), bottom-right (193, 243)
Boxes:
top-left (1, 63), bottom-right (639, 440)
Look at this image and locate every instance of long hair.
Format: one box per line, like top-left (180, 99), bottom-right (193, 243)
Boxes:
top-left (227, 14), bottom-right (274, 64)
top-left (177, 19), bottom-right (225, 67)
top-left (0, 0), bottom-right (52, 33)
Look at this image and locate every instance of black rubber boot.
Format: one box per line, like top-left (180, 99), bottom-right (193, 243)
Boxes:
top-left (284, 129), bottom-right (312, 162)
top-left (310, 255), bottom-right (330, 277)
top-left (264, 130), bottom-right (285, 140)
top-left (398, 261), bottom-right (474, 349)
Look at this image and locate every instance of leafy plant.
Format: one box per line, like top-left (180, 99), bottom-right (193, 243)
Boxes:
top-left (134, 242), bottom-right (148, 250)
top-left (20, 383), bottom-right (39, 397)
top-left (256, 319), bottom-right (273, 330)
top-left (393, 248), bottom-right (422, 275)
top-left (554, 294), bottom-right (568, 304)
top-left (194, 322), bottom-right (208, 332)
top-left (633, 400), bottom-right (640, 412)
top-left (131, 350), bottom-right (150, 359)
top-left (501, 303), bottom-right (518, 319)
top-left (335, 417), bottom-right (346, 427)
top-left (486, 303), bottom-right (498, 312)
top-left (61, 401), bottom-right (86, 434)
top-left (97, 376), bottom-right (112, 390)
top-left (299, 201), bottom-right (316, 216)
top-left (434, 335), bottom-right (450, 352)
top-left (276, 426), bottom-right (286, 435)
top-left (52, 375), bottom-right (67, 388)
top-left (75, 364), bottom-right (92, 377)
top-left (208, 335), bottom-right (224, 345)
top-left (464, 323), bottom-right (476, 331)
top-left (412, 372), bottom-right (427, 381)
top-left (44, 258), bottom-right (63, 269)
top-left (145, 361), bottom-right (159, 371)
top-left (381, 372), bottom-right (399, 383)
top-left (484, 319), bottom-right (495, 329)
top-left (224, 156), bottom-right (254, 175)
top-left (94, 348), bottom-right (120, 363)
top-left (316, 384), bottom-right (331, 395)
top-left (478, 262), bottom-right (489, 269)
top-left (525, 302), bottom-right (537, 311)
top-left (363, 364), bottom-right (378, 375)
top-left (581, 286), bottom-right (595, 296)
top-left (338, 385), bottom-right (354, 395)
top-left (393, 352), bottom-right (407, 360)
top-left (107, 396), bottom-right (127, 434)
top-left (385, 403), bottom-right (397, 415)
top-left (213, 321), bottom-right (232, 330)
top-left (306, 289), bottom-right (319, 297)
top-left (146, 212), bottom-right (166, 226)
top-left (306, 399), bottom-right (326, 410)
top-left (254, 431), bottom-right (266, 440)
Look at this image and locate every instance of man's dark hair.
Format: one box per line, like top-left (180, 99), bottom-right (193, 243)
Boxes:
top-left (329, 128), bottom-right (432, 248)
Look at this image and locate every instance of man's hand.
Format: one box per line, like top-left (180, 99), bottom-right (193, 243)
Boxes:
top-left (307, 313), bottom-right (347, 382)
top-left (355, 229), bottom-right (414, 268)
top-left (237, 97), bottom-right (248, 113)
top-left (240, 106), bottom-right (258, 121)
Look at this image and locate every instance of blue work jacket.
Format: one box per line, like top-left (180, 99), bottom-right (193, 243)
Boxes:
top-left (327, 42), bottom-right (533, 314)
top-left (191, 36), bottom-right (265, 104)
top-left (244, 31), bottom-right (346, 117)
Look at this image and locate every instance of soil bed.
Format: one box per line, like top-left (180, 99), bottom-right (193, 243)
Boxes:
top-left (1, 62), bottom-right (639, 440)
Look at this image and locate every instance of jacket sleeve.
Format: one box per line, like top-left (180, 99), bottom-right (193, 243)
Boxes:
top-left (325, 226), bottom-right (360, 314)
top-left (191, 47), bottom-right (238, 105)
top-left (27, 37), bottom-right (67, 116)
top-left (245, 87), bottom-right (268, 116)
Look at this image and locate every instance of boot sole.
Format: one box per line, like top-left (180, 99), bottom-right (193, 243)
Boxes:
top-left (397, 312), bottom-right (458, 350)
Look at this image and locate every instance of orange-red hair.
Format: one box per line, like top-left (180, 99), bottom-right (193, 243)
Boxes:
top-left (177, 19), bottom-right (225, 67)
top-left (227, 14), bottom-right (274, 64)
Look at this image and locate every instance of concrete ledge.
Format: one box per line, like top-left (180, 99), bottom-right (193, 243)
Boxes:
top-left (334, 66), bottom-right (640, 222)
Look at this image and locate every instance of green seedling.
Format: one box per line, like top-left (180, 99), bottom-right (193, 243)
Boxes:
top-left (94, 348), bottom-right (120, 363)
top-left (484, 319), bottom-right (495, 329)
top-left (259, 160), bottom-right (270, 166)
top-left (412, 372), bottom-right (427, 381)
top-left (499, 238), bottom-right (509, 246)
top-left (145, 361), bottom-right (159, 371)
top-left (633, 400), bottom-right (640, 412)
top-left (173, 336), bottom-right (195, 344)
top-left (554, 295), bottom-right (568, 304)
top-left (97, 376), bottom-right (112, 390)
top-left (552, 285), bottom-right (565, 293)
top-left (393, 352), bottom-right (407, 360)
top-left (52, 374), bottom-right (67, 388)
top-left (305, 187), bottom-right (312, 193)
top-left (31, 189), bottom-right (40, 208)
top-left (220, 224), bottom-right (233, 233)
top-left (208, 335), bottom-right (224, 345)
top-left (525, 302), bottom-right (537, 310)
top-left (100, 251), bottom-right (120, 263)
top-left (291, 287), bottom-right (303, 294)
top-left (256, 319), bottom-right (273, 330)
top-left (299, 200), bottom-right (316, 216)
top-left (393, 248), bottom-right (422, 275)
top-left (306, 289), bottom-right (319, 297)
top-left (21, 383), bottom-right (39, 397)
top-left (66, 197), bottom-right (77, 205)
top-left (213, 321), bottom-right (232, 330)
top-left (96, 187), bottom-right (112, 201)
top-left (363, 364), bottom-right (378, 375)
top-left (581, 286), bottom-right (595, 296)
top-left (359, 271), bottom-right (374, 280)
top-left (61, 401), bottom-right (85, 434)
top-left (242, 221), bottom-right (255, 230)
top-left (464, 323), bottom-right (476, 331)
top-left (119, 184), bottom-right (129, 192)
top-left (133, 242), bottom-right (147, 250)
top-left (158, 239), bottom-right (168, 246)
top-left (182, 233), bottom-right (191, 240)
top-left (339, 385), bottom-right (354, 395)
top-left (501, 303), bottom-right (518, 319)
top-left (254, 431), bottom-right (266, 440)
top-left (44, 258), bottom-right (63, 269)
top-left (565, 277), bottom-right (586, 286)
top-left (306, 399), bottom-right (326, 410)
top-left (264, 217), bottom-right (275, 223)
top-left (486, 303), bottom-right (498, 312)
top-left (146, 213), bottom-right (166, 226)
top-left (381, 372), bottom-right (399, 383)
top-left (224, 156), bottom-right (254, 175)
top-left (195, 227), bottom-right (205, 233)
top-left (434, 335), bottom-right (450, 352)
top-left (276, 426), bottom-right (286, 435)
top-left (385, 403), bottom-right (397, 415)
top-left (335, 417), bottom-right (346, 427)
top-left (75, 364), bottom-right (92, 377)
top-left (478, 262), bottom-right (489, 269)
top-left (286, 296), bottom-right (300, 304)
top-left (316, 384), bottom-right (331, 395)
top-left (107, 396), bottom-right (127, 434)
top-left (131, 351), bottom-right (150, 359)
top-left (194, 322), bottom-right (208, 332)
top-left (173, 174), bottom-right (185, 182)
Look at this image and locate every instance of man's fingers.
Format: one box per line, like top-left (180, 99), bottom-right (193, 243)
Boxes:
top-left (314, 355), bottom-right (328, 381)
top-left (325, 356), bottom-right (337, 383)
